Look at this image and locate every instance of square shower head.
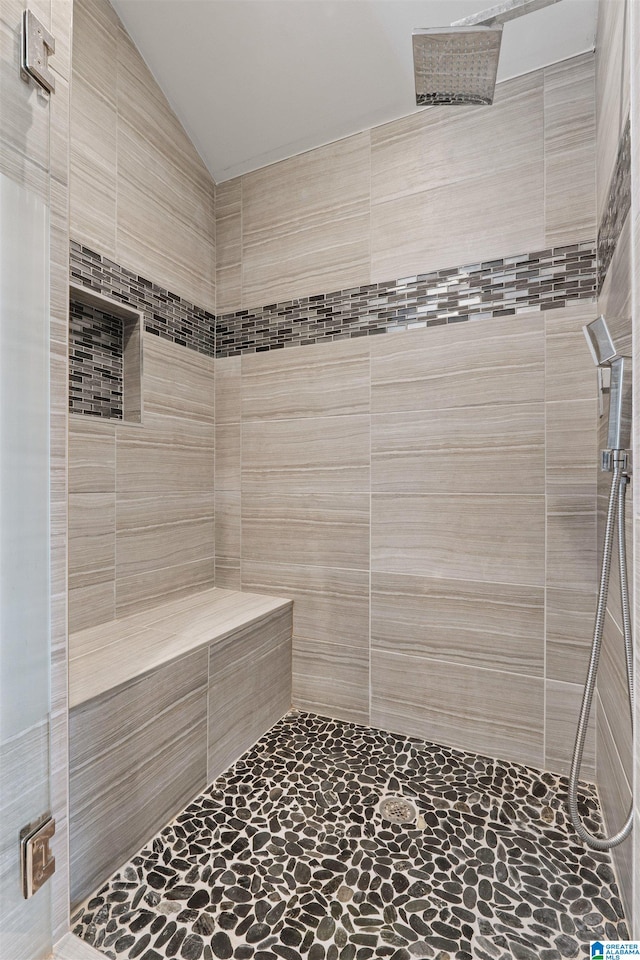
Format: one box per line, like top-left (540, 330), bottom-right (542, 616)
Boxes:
top-left (412, 26), bottom-right (504, 106)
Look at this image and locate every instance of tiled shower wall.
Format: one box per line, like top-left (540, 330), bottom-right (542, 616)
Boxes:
top-left (215, 302), bottom-right (598, 778)
top-left (214, 50), bottom-right (599, 777)
top-left (68, 0), bottom-right (218, 633)
top-left (593, 0), bottom-right (634, 923)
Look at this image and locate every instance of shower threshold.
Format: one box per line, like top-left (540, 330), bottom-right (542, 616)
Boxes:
top-left (72, 710), bottom-right (627, 960)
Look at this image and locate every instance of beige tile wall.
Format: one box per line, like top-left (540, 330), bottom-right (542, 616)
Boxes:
top-left (216, 302), bottom-right (598, 771)
top-left (68, 336), bottom-right (216, 632)
top-left (595, 0), bottom-right (634, 926)
top-left (70, 0), bottom-right (216, 313)
top-left (216, 54), bottom-right (595, 312)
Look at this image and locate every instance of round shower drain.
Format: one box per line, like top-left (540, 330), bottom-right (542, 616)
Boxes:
top-left (378, 795), bottom-right (417, 825)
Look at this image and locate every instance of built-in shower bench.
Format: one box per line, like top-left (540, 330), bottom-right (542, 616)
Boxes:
top-left (68, 586), bottom-right (293, 908)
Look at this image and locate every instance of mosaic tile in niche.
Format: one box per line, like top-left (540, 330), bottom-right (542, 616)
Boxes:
top-left (72, 711), bottom-right (627, 960)
top-left (69, 298), bottom-right (123, 419)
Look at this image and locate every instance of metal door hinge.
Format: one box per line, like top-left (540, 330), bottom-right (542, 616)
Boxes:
top-left (21, 10), bottom-right (56, 94)
top-left (20, 814), bottom-right (56, 899)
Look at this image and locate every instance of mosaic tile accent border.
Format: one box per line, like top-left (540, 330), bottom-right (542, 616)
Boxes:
top-left (216, 243), bottom-right (597, 357)
top-left (70, 242), bottom-right (216, 357)
top-left (72, 710), bottom-right (627, 960)
top-left (69, 299), bottom-right (123, 419)
top-left (597, 115), bottom-right (631, 292)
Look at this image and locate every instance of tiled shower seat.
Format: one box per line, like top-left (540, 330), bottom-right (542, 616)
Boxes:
top-left (68, 587), bottom-right (293, 908)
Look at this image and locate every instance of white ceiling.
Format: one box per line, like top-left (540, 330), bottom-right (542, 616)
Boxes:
top-left (109, 0), bottom-right (598, 183)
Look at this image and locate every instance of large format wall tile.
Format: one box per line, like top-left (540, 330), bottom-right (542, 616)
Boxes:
top-left (242, 415), bottom-right (370, 496)
top-left (293, 636), bottom-right (369, 725)
top-left (242, 338), bottom-right (370, 422)
top-left (70, 0), bottom-right (216, 314)
top-left (371, 572), bottom-right (544, 677)
top-left (372, 403), bottom-right (544, 495)
top-left (544, 678), bottom-right (595, 777)
top-left (243, 560), bottom-right (369, 648)
top-left (372, 494), bottom-right (545, 586)
top-left (241, 134), bottom-right (371, 308)
top-left (596, 697), bottom-right (633, 919)
top-left (544, 54), bottom-right (596, 246)
top-left (546, 585), bottom-right (598, 685)
top-left (215, 179), bottom-right (242, 313)
top-left (242, 492), bottom-right (370, 570)
top-left (370, 315), bottom-right (545, 414)
top-left (207, 607), bottom-right (292, 780)
top-left (69, 649), bottom-right (208, 908)
top-left (371, 650), bottom-right (544, 769)
top-left (370, 72), bottom-right (545, 281)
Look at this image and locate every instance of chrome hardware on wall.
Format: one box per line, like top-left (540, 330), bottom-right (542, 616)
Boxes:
top-left (20, 814), bottom-right (56, 899)
top-left (21, 10), bottom-right (56, 94)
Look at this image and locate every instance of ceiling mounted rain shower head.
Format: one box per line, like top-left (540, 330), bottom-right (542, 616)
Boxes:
top-left (412, 26), bottom-right (503, 106)
top-left (412, 0), bottom-right (563, 107)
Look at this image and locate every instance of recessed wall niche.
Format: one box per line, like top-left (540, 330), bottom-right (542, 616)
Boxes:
top-left (69, 283), bottom-right (143, 422)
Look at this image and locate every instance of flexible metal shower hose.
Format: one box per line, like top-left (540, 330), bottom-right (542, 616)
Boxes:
top-left (567, 460), bottom-right (634, 849)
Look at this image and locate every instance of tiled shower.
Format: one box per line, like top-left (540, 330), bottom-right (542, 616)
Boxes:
top-left (0, 0), bottom-right (639, 957)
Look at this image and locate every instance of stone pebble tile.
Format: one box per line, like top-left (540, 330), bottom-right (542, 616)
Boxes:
top-left (72, 710), bottom-right (628, 960)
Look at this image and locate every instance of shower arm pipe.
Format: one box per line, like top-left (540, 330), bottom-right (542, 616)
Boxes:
top-left (567, 456), bottom-right (634, 850)
top-left (453, 0), bottom-right (563, 28)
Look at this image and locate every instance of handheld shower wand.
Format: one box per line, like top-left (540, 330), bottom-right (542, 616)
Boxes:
top-left (567, 316), bottom-right (633, 850)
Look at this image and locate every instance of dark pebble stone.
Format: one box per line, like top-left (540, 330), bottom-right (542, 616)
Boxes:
top-left (187, 889), bottom-right (210, 910)
top-left (218, 912), bottom-right (238, 930)
top-left (295, 862), bottom-right (311, 884)
top-left (129, 934), bottom-right (151, 958)
top-left (166, 885), bottom-right (195, 901)
top-left (155, 920), bottom-right (177, 947)
top-left (211, 931), bottom-right (234, 959)
top-left (340, 947), bottom-right (356, 960)
top-left (593, 898), bottom-right (619, 921)
top-left (318, 917), bottom-right (336, 940)
top-left (167, 928), bottom-right (187, 954)
top-left (227, 885), bottom-right (252, 903)
top-left (130, 910), bottom-right (155, 933)
top-left (555, 934), bottom-right (580, 957)
top-left (478, 879), bottom-right (492, 901)
top-left (351, 934), bottom-right (377, 946)
top-left (463, 867), bottom-right (478, 885)
top-left (309, 945), bottom-right (326, 960)
top-left (235, 915), bottom-right (253, 939)
top-left (114, 934), bottom-right (135, 953)
top-left (193, 914), bottom-right (216, 936)
top-left (463, 887), bottom-right (477, 910)
top-left (234, 949), bottom-right (253, 960)
top-left (281, 927), bottom-right (302, 946)
top-left (596, 863), bottom-right (615, 884)
top-left (392, 873), bottom-right (410, 893)
top-left (266, 902), bottom-right (287, 926)
top-left (246, 923), bottom-right (270, 944)
top-left (511, 943), bottom-right (539, 959)
top-left (150, 914), bottom-right (167, 935)
top-left (181, 934), bottom-right (204, 960)
top-left (274, 948), bottom-right (303, 960)
top-left (147, 872), bottom-right (167, 889)
top-left (334, 925), bottom-right (348, 948)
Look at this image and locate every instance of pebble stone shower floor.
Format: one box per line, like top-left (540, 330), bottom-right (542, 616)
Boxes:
top-left (72, 711), bottom-right (628, 960)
